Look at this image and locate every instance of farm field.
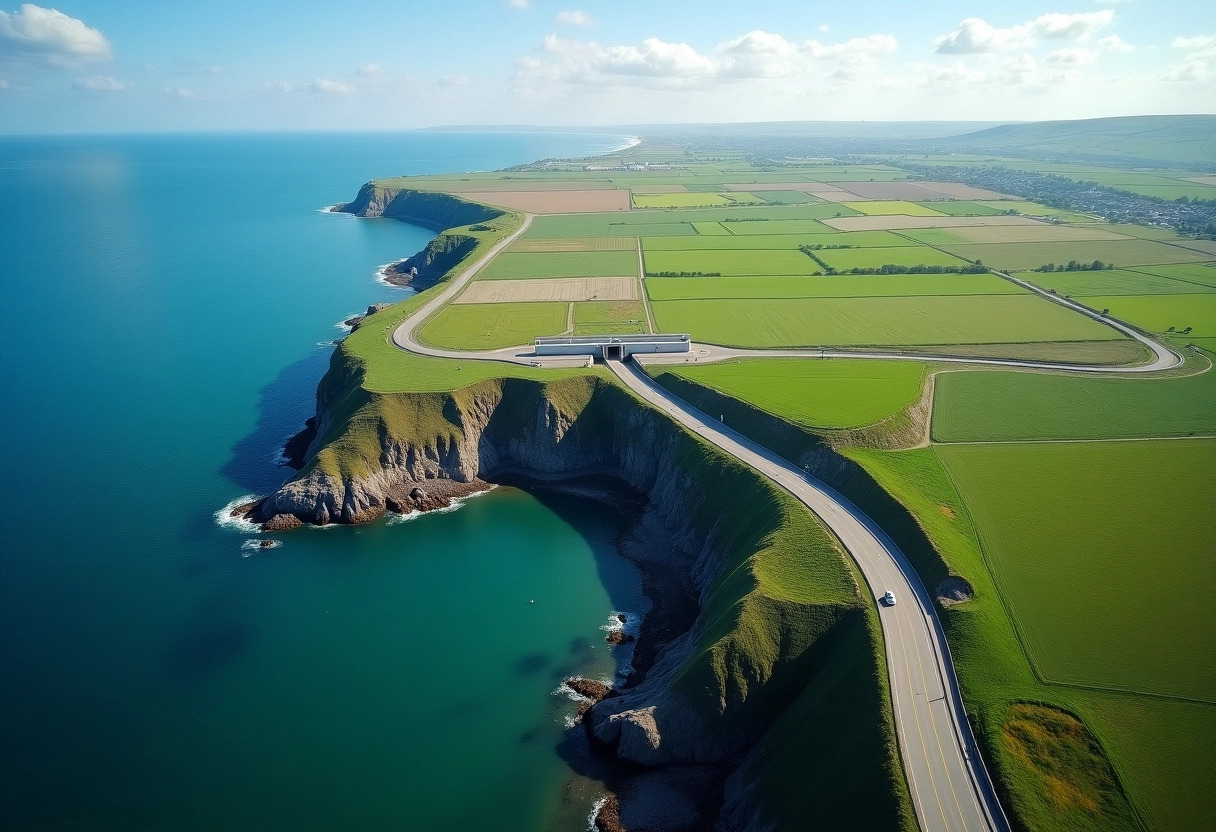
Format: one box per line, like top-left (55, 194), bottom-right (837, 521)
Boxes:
top-left (813, 245), bottom-right (969, 271)
top-left (1025, 268), bottom-right (1216, 296)
top-left (459, 189), bottom-right (630, 213)
top-left (844, 200), bottom-right (946, 216)
top-left (912, 200), bottom-right (1004, 216)
top-left (418, 301), bottom-right (566, 350)
top-left (751, 189), bottom-right (818, 203)
top-left (644, 248), bottom-right (818, 276)
top-left (645, 273), bottom-right (1023, 300)
top-left (479, 250), bottom-right (638, 280)
top-left (932, 367), bottom-right (1216, 441)
top-left (633, 192), bottom-right (731, 208)
top-left (1086, 294), bottom-right (1216, 335)
top-left (972, 200), bottom-right (1100, 222)
top-left (938, 239), bottom-right (1213, 271)
top-left (654, 358), bottom-right (926, 429)
top-left (1131, 263), bottom-right (1216, 287)
top-left (902, 224), bottom-right (1131, 245)
top-left (572, 300), bottom-right (647, 332)
top-left (937, 439), bottom-right (1216, 702)
top-left (722, 219), bottom-right (842, 235)
top-left (650, 294), bottom-right (1118, 347)
top-left (508, 236), bottom-right (637, 252)
top-left (642, 230), bottom-right (915, 249)
top-left (457, 276), bottom-right (637, 304)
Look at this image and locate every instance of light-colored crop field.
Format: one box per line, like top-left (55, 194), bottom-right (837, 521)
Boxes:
top-left (691, 221), bottom-right (732, 235)
top-left (508, 236), bottom-right (638, 252)
top-left (1025, 268), bottom-right (1216, 296)
top-left (457, 276), bottom-right (637, 304)
top-left (972, 200), bottom-right (1100, 222)
top-left (418, 302), bottom-right (568, 350)
top-left (644, 230), bottom-right (916, 250)
top-left (526, 216), bottom-right (696, 238)
top-left (645, 249), bottom-right (817, 276)
top-left (814, 245), bottom-right (970, 271)
top-left (751, 190), bottom-right (818, 204)
top-left (823, 214), bottom-right (1043, 232)
top-left (479, 250), bottom-right (638, 280)
top-left (933, 367), bottom-right (1216, 441)
top-left (460, 189), bottom-right (630, 213)
top-left (657, 358), bottom-right (926, 429)
top-left (633, 192), bottom-right (731, 208)
top-left (1083, 294), bottom-right (1216, 335)
top-left (912, 200), bottom-right (1005, 216)
top-left (722, 219), bottom-right (840, 235)
top-left (645, 273), bottom-right (1022, 300)
top-left (907, 224), bottom-right (1132, 245)
top-left (844, 200), bottom-right (947, 216)
top-left (939, 240), bottom-right (1213, 271)
top-left (937, 439), bottom-right (1216, 702)
top-left (651, 294), bottom-right (1117, 347)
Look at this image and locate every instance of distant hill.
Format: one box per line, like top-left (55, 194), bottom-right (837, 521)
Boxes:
top-left (939, 115), bottom-right (1216, 165)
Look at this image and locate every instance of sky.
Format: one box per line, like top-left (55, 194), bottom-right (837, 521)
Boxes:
top-left (0, 0), bottom-right (1213, 133)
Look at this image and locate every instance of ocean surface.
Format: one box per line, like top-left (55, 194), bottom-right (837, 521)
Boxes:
top-left (0, 131), bottom-right (644, 830)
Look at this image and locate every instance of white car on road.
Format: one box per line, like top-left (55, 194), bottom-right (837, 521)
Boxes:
top-left (883, 590), bottom-right (896, 606)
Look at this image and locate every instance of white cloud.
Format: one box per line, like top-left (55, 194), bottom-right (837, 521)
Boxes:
top-left (437, 74), bottom-right (468, 85)
top-left (0, 3), bottom-right (111, 65)
top-left (310, 77), bottom-right (354, 94)
top-left (72, 74), bottom-right (127, 91)
top-left (1098, 35), bottom-right (1134, 53)
top-left (262, 80), bottom-right (291, 93)
top-left (507, 0), bottom-right (530, 8)
top-left (1004, 53), bottom-right (1038, 73)
top-left (1046, 47), bottom-right (1097, 65)
top-left (0, 77), bottom-right (11, 88)
top-left (934, 10), bottom-right (1114, 54)
top-left (556, 10), bottom-right (594, 26)
top-left (1172, 35), bottom-right (1216, 50)
top-left (357, 63), bottom-right (384, 76)
top-left (818, 24), bottom-right (830, 33)
top-left (516, 29), bottom-right (897, 89)
top-left (163, 86), bottom-right (196, 99)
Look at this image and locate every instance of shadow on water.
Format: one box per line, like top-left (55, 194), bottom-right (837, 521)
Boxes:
top-left (221, 348), bottom-right (335, 494)
top-left (166, 588), bottom-right (256, 681)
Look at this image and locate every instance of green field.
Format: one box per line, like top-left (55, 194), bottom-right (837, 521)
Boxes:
top-left (937, 440), bottom-right (1216, 702)
top-left (940, 239), bottom-right (1212, 271)
top-left (418, 302), bottom-right (567, 349)
top-left (659, 359), bottom-right (926, 429)
top-left (751, 189), bottom-right (818, 204)
top-left (815, 245), bottom-right (970, 271)
top-left (634, 192), bottom-right (731, 208)
top-left (479, 250), bottom-right (638, 279)
top-left (1026, 268), bottom-right (1216, 296)
top-left (1088, 294), bottom-right (1216, 335)
top-left (645, 248), bottom-right (817, 275)
top-left (645, 273), bottom-right (1023, 300)
top-left (572, 300), bottom-right (647, 335)
top-left (722, 219), bottom-right (845, 235)
top-left (973, 201), bottom-right (1100, 222)
top-left (845, 200), bottom-right (946, 216)
top-left (1131, 263), bottom-right (1216, 287)
top-left (933, 367), bottom-right (1216, 441)
top-left (651, 294), bottom-right (1118, 347)
top-left (691, 221), bottom-right (732, 235)
top-left (642, 230), bottom-right (917, 250)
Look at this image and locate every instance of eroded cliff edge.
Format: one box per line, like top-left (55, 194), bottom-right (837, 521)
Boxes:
top-left (249, 337), bottom-right (913, 830)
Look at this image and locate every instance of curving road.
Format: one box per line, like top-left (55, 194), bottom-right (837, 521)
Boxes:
top-left (384, 210), bottom-right (1190, 831)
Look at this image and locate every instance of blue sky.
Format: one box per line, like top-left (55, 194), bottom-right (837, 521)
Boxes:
top-left (0, 1), bottom-right (1212, 133)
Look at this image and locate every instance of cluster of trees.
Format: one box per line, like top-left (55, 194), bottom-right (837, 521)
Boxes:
top-left (1034, 260), bottom-right (1116, 272)
top-left (646, 270), bottom-right (722, 277)
top-left (828, 263), bottom-right (990, 275)
top-left (800, 243), bottom-right (856, 250)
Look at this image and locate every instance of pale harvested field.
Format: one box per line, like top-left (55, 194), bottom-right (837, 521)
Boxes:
top-left (941, 224), bottom-right (1133, 244)
top-left (460, 189), bottom-right (631, 213)
top-left (831, 181), bottom-right (948, 201)
top-left (1186, 176), bottom-right (1216, 186)
top-left (811, 189), bottom-right (873, 202)
top-left (509, 236), bottom-right (638, 252)
top-left (823, 214), bottom-right (1044, 232)
top-left (426, 180), bottom-right (617, 192)
top-left (913, 182), bottom-right (1012, 200)
top-left (456, 277), bottom-right (638, 304)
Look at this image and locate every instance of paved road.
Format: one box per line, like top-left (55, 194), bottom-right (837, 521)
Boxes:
top-left (382, 211), bottom-right (1190, 831)
top-left (609, 358), bottom-right (1006, 832)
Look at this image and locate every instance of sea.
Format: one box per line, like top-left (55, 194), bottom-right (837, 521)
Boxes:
top-left (0, 131), bottom-right (646, 830)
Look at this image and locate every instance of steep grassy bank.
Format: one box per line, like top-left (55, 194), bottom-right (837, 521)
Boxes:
top-left (646, 369), bottom-right (1144, 832)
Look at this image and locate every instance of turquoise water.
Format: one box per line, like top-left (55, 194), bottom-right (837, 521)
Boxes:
top-left (0, 132), bottom-right (642, 829)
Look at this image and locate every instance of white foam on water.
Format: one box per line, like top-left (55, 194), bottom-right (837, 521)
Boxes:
top-left (385, 485), bottom-right (497, 525)
top-left (214, 495), bottom-right (262, 533)
top-left (241, 538), bottom-right (282, 557)
top-left (374, 260), bottom-right (412, 289)
top-left (587, 796), bottom-right (609, 831)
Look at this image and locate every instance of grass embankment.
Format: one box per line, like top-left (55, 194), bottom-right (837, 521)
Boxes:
top-left (645, 369), bottom-right (1150, 832)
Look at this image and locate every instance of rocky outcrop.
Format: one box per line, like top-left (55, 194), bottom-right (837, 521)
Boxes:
top-left (343, 303), bottom-right (392, 332)
top-left (379, 232), bottom-right (479, 290)
top-left (336, 184), bottom-right (503, 229)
